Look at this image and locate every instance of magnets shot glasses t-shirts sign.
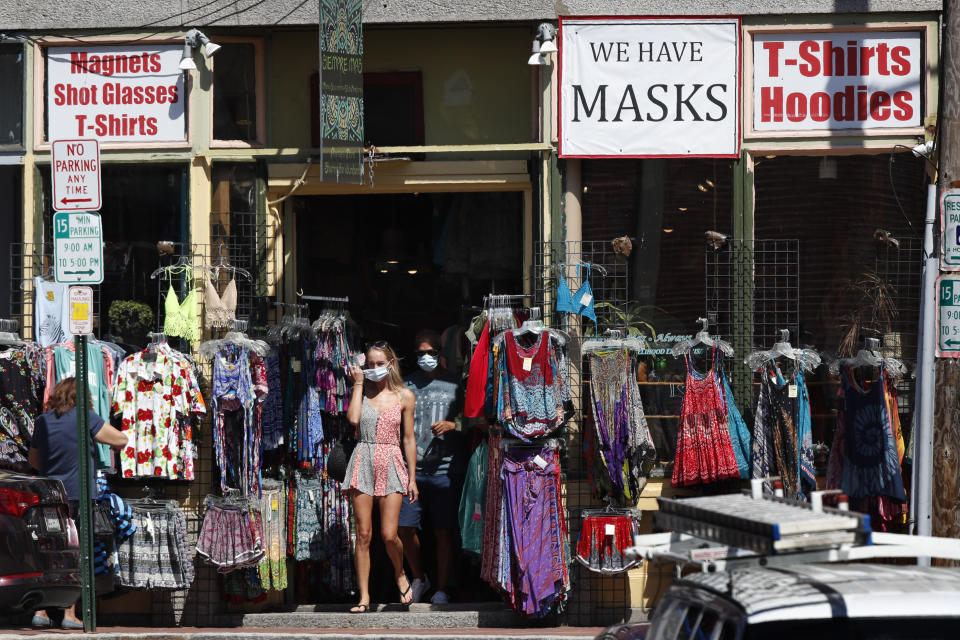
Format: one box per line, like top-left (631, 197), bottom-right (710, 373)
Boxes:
top-left (46, 44), bottom-right (186, 143)
top-left (751, 31), bottom-right (923, 134)
top-left (558, 16), bottom-right (741, 158)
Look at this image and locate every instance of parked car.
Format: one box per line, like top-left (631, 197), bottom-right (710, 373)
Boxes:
top-left (0, 469), bottom-right (80, 613)
top-left (596, 563), bottom-right (960, 640)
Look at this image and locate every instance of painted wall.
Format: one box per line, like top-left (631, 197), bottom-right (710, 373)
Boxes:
top-left (269, 26), bottom-right (533, 148)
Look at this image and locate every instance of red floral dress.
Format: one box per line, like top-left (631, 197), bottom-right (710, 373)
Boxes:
top-left (671, 347), bottom-right (740, 487)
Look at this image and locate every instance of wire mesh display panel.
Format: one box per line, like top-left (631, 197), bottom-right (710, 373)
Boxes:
top-left (9, 243), bottom-right (101, 341)
top-left (532, 240), bottom-right (633, 626)
top-left (705, 239), bottom-right (800, 351)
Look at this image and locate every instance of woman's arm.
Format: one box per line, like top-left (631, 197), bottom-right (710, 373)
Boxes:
top-left (401, 388), bottom-right (418, 502)
top-left (345, 364), bottom-right (365, 426)
top-left (94, 423), bottom-right (129, 450)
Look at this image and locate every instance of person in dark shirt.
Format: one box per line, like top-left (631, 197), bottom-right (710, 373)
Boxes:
top-left (398, 330), bottom-right (467, 604)
top-left (28, 377), bottom-right (127, 630)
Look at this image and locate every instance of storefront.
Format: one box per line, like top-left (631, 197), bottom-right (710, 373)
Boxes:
top-left (0, 2), bottom-right (943, 628)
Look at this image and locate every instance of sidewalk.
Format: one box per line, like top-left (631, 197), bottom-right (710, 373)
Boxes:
top-left (0, 627), bottom-right (608, 640)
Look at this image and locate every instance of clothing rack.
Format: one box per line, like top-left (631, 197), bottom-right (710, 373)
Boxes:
top-left (298, 295), bottom-right (349, 303)
top-left (548, 262), bottom-right (609, 277)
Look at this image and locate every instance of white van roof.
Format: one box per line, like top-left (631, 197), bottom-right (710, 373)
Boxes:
top-left (680, 563), bottom-right (960, 623)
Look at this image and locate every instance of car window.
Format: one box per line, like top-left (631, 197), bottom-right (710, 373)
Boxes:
top-left (648, 599), bottom-right (690, 640)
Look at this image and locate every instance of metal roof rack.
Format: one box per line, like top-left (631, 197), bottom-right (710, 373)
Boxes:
top-left (627, 482), bottom-right (960, 572)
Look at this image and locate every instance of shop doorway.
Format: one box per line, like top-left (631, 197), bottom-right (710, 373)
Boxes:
top-left (293, 189), bottom-right (525, 604)
top-left (294, 191), bottom-right (524, 365)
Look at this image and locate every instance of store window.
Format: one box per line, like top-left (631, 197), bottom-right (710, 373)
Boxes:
top-left (0, 43), bottom-right (24, 146)
top-left (580, 158), bottom-right (734, 466)
top-left (42, 164), bottom-right (188, 346)
top-left (213, 41), bottom-right (263, 145)
top-left (0, 166), bottom-right (22, 318)
top-left (310, 71), bottom-right (424, 147)
top-left (753, 153), bottom-right (927, 449)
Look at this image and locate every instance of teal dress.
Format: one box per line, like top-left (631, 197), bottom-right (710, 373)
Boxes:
top-left (53, 345), bottom-right (111, 468)
top-left (458, 441), bottom-right (488, 555)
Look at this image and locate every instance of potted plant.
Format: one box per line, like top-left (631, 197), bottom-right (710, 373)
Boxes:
top-left (108, 300), bottom-right (154, 347)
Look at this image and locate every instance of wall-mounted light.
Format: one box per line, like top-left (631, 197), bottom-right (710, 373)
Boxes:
top-left (528, 40), bottom-right (545, 66)
top-left (537, 23), bottom-right (558, 53)
top-left (180, 28), bottom-right (221, 71)
top-left (527, 22), bottom-right (557, 65)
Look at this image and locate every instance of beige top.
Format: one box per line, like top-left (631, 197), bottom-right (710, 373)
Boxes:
top-left (204, 278), bottom-right (237, 328)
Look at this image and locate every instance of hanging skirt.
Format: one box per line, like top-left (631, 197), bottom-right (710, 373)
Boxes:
top-left (196, 503), bottom-right (265, 573)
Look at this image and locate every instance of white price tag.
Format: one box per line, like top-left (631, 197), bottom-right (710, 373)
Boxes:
top-left (605, 523), bottom-right (616, 536)
top-left (533, 455), bottom-right (548, 469)
top-left (788, 384), bottom-right (798, 398)
top-left (146, 513), bottom-right (155, 538)
top-left (579, 292), bottom-right (593, 306)
top-left (473, 502), bottom-right (483, 522)
top-left (522, 357), bottom-right (533, 372)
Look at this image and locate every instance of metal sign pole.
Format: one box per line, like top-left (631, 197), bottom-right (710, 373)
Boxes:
top-left (75, 334), bottom-right (96, 632)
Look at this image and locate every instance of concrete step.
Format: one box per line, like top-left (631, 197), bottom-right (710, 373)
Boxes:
top-left (12, 632), bottom-right (602, 640)
top-left (241, 603), bottom-right (532, 629)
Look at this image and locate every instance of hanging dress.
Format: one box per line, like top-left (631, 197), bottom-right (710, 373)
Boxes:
top-left (752, 360), bottom-right (815, 498)
top-left (838, 365), bottom-right (906, 502)
top-left (499, 331), bottom-right (560, 440)
top-left (718, 360), bottom-right (751, 480)
top-left (671, 346), bottom-right (740, 487)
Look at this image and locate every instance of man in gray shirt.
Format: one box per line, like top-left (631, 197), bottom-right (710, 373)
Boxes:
top-left (398, 329), bottom-right (467, 604)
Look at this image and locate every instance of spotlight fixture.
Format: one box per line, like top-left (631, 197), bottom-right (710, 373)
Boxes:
top-left (537, 23), bottom-right (558, 53)
top-left (185, 28), bottom-right (221, 58)
top-left (527, 22), bottom-right (557, 64)
top-left (178, 41), bottom-right (197, 71)
top-left (663, 228), bottom-right (675, 233)
top-left (528, 39), bottom-right (544, 66)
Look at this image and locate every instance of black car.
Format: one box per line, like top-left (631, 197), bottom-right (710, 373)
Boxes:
top-left (0, 469), bottom-right (80, 613)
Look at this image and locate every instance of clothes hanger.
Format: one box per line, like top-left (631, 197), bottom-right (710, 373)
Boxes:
top-left (198, 330), bottom-right (270, 358)
top-left (582, 329), bottom-right (646, 354)
top-left (671, 317), bottom-right (734, 357)
top-left (828, 337), bottom-right (907, 378)
top-left (0, 319), bottom-right (25, 346)
top-left (745, 329), bottom-right (822, 373)
top-left (149, 255), bottom-right (193, 279)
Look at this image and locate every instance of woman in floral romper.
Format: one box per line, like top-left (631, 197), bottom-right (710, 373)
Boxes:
top-left (344, 341), bottom-right (418, 612)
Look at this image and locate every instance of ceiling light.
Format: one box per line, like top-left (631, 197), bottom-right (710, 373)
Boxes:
top-left (697, 183), bottom-right (708, 192)
top-left (379, 269), bottom-right (388, 274)
top-left (765, 154), bottom-right (776, 159)
top-left (677, 207), bottom-right (688, 212)
top-left (704, 179), bottom-right (715, 188)
top-left (386, 260), bottom-right (399, 265)
top-left (407, 269), bottom-right (418, 275)
top-left (178, 42), bottom-right (197, 71)
top-left (663, 228), bottom-right (674, 233)
top-left (582, 186), bottom-right (589, 194)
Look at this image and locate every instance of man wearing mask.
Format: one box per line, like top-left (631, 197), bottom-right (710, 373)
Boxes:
top-left (398, 329), bottom-right (467, 604)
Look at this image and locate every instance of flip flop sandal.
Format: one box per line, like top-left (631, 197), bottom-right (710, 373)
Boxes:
top-left (398, 575), bottom-right (414, 605)
top-left (349, 603), bottom-right (371, 614)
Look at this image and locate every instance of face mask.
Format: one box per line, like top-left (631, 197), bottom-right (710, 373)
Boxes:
top-left (418, 354), bottom-right (438, 372)
top-left (363, 365), bottom-right (390, 382)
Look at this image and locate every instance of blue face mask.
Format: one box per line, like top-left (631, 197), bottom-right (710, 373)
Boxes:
top-left (418, 354), bottom-right (438, 372)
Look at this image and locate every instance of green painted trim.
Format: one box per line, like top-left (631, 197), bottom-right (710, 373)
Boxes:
top-left (731, 151), bottom-right (755, 404)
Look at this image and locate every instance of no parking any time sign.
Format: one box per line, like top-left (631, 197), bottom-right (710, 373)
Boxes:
top-left (52, 139), bottom-right (101, 212)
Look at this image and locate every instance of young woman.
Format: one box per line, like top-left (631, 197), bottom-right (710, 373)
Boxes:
top-left (344, 341), bottom-right (419, 613)
top-left (28, 377), bottom-right (128, 629)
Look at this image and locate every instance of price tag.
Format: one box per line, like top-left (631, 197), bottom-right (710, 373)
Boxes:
top-left (146, 513), bottom-right (155, 539)
top-left (473, 502), bottom-right (483, 522)
top-left (605, 523), bottom-right (616, 536)
top-left (533, 455), bottom-right (548, 469)
top-left (308, 489), bottom-right (316, 502)
top-left (788, 384), bottom-right (798, 398)
top-left (292, 359), bottom-right (302, 373)
top-left (579, 292), bottom-right (593, 306)
top-left (522, 357), bottom-right (533, 371)
top-left (271, 499), bottom-right (279, 512)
